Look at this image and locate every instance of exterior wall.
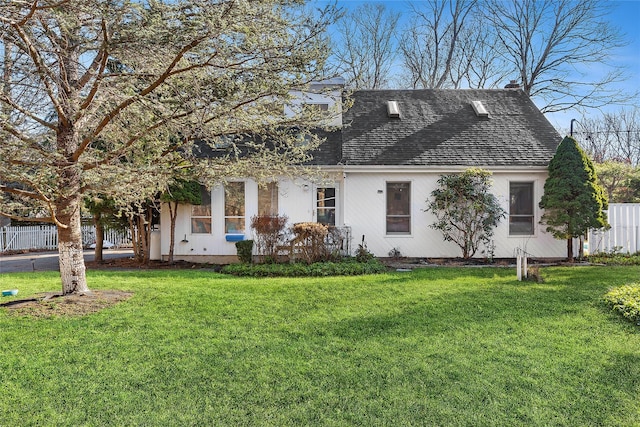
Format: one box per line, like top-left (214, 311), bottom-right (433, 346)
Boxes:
top-left (286, 87), bottom-right (343, 127)
top-left (160, 168), bottom-right (566, 261)
top-left (342, 168), bottom-right (566, 259)
top-left (159, 176), bottom-right (344, 262)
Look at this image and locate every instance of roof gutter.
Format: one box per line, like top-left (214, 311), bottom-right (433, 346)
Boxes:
top-left (315, 164), bottom-right (550, 174)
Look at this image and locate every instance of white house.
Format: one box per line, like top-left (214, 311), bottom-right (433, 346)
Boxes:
top-left (158, 83), bottom-right (566, 262)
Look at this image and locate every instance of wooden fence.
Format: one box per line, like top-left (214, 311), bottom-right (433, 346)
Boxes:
top-left (1, 225), bottom-right (131, 253)
top-left (587, 203), bottom-right (640, 255)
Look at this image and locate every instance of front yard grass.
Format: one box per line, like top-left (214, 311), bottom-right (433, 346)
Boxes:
top-left (0, 266), bottom-right (639, 426)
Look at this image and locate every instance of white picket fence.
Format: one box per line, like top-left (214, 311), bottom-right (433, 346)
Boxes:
top-left (1, 225), bottom-right (131, 252)
top-left (587, 204), bottom-right (640, 255)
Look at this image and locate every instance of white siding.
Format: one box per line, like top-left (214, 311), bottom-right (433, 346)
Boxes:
top-left (276, 179), bottom-right (316, 224)
top-left (343, 170), bottom-right (565, 259)
top-left (285, 89), bottom-right (342, 127)
top-left (159, 177), bottom-right (343, 260)
top-left (160, 169), bottom-right (568, 260)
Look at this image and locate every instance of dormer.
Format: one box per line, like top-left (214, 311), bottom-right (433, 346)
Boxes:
top-left (285, 78), bottom-right (345, 127)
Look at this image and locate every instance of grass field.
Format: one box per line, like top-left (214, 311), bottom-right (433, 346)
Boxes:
top-left (0, 266), bottom-right (639, 426)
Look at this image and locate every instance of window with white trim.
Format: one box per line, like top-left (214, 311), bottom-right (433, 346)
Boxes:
top-left (225, 182), bottom-right (245, 233)
top-left (258, 182), bottom-right (278, 216)
top-left (509, 182), bottom-right (534, 235)
top-left (190, 186), bottom-right (211, 234)
top-left (386, 182), bottom-right (411, 234)
top-left (316, 187), bottom-right (336, 226)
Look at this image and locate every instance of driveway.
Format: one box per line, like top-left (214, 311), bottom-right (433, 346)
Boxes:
top-left (0, 249), bottom-right (134, 273)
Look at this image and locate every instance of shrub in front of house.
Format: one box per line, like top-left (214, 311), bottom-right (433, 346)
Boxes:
top-left (355, 235), bottom-right (375, 263)
top-left (235, 240), bottom-right (254, 264)
top-left (426, 168), bottom-right (505, 260)
top-left (587, 252), bottom-right (640, 265)
top-left (221, 258), bottom-right (387, 277)
top-left (251, 214), bottom-right (289, 263)
top-left (250, 220), bottom-right (347, 265)
top-left (290, 222), bottom-right (330, 263)
top-left (603, 284), bottom-right (640, 325)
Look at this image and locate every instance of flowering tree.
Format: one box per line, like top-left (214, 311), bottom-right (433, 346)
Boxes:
top-left (0, 0), bottom-right (338, 294)
top-left (160, 180), bottom-right (202, 264)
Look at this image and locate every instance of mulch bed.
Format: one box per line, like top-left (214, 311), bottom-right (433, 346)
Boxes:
top-left (1, 290), bottom-right (134, 318)
top-left (85, 257), bottom-right (223, 271)
top-left (1, 258), bottom-right (214, 318)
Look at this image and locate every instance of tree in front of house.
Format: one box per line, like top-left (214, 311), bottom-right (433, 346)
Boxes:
top-left (85, 196), bottom-right (128, 263)
top-left (0, 1), bottom-right (337, 294)
top-left (539, 136), bottom-right (609, 261)
top-left (426, 168), bottom-right (506, 259)
top-left (160, 180), bottom-right (202, 264)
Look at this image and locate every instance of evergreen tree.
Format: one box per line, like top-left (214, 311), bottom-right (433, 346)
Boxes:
top-left (539, 136), bottom-right (609, 261)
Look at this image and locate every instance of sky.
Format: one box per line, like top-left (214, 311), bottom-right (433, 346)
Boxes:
top-left (549, 0), bottom-right (640, 130)
top-left (319, 0), bottom-right (640, 133)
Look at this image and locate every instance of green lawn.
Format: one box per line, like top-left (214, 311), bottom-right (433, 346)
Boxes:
top-left (1, 266), bottom-right (639, 426)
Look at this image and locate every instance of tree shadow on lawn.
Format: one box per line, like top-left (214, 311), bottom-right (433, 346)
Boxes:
top-left (320, 284), bottom-right (588, 341)
top-left (301, 283), bottom-right (640, 424)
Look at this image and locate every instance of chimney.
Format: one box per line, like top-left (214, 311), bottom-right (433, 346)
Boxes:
top-left (504, 80), bottom-right (520, 89)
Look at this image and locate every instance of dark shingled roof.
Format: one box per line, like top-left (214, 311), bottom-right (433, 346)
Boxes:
top-left (304, 129), bottom-right (342, 165)
top-left (337, 89), bottom-right (561, 167)
top-left (191, 129), bottom-right (342, 166)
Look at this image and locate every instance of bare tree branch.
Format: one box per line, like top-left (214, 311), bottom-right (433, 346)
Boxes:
top-left (483, 0), bottom-right (635, 113)
top-left (330, 3), bottom-right (399, 89)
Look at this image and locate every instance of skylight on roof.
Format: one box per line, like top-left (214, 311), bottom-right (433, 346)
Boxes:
top-left (387, 101), bottom-right (400, 118)
top-left (471, 100), bottom-right (489, 118)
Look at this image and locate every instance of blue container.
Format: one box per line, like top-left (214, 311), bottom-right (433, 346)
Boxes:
top-left (225, 234), bottom-right (245, 242)
top-left (2, 289), bottom-right (18, 297)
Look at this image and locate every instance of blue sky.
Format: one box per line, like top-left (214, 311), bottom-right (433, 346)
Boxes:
top-left (320, 0), bottom-right (640, 132)
top-left (549, 0), bottom-right (640, 130)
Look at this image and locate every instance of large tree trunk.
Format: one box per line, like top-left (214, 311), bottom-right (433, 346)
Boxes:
top-left (57, 194), bottom-right (89, 295)
top-left (56, 29), bottom-right (88, 295)
top-left (94, 212), bottom-right (104, 263)
top-left (137, 214), bottom-right (149, 265)
top-left (141, 205), bottom-right (152, 265)
top-left (129, 218), bottom-right (140, 261)
top-left (168, 201), bottom-right (177, 264)
top-left (129, 207), bottom-right (152, 265)
top-left (567, 238), bottom-right (574, 262)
